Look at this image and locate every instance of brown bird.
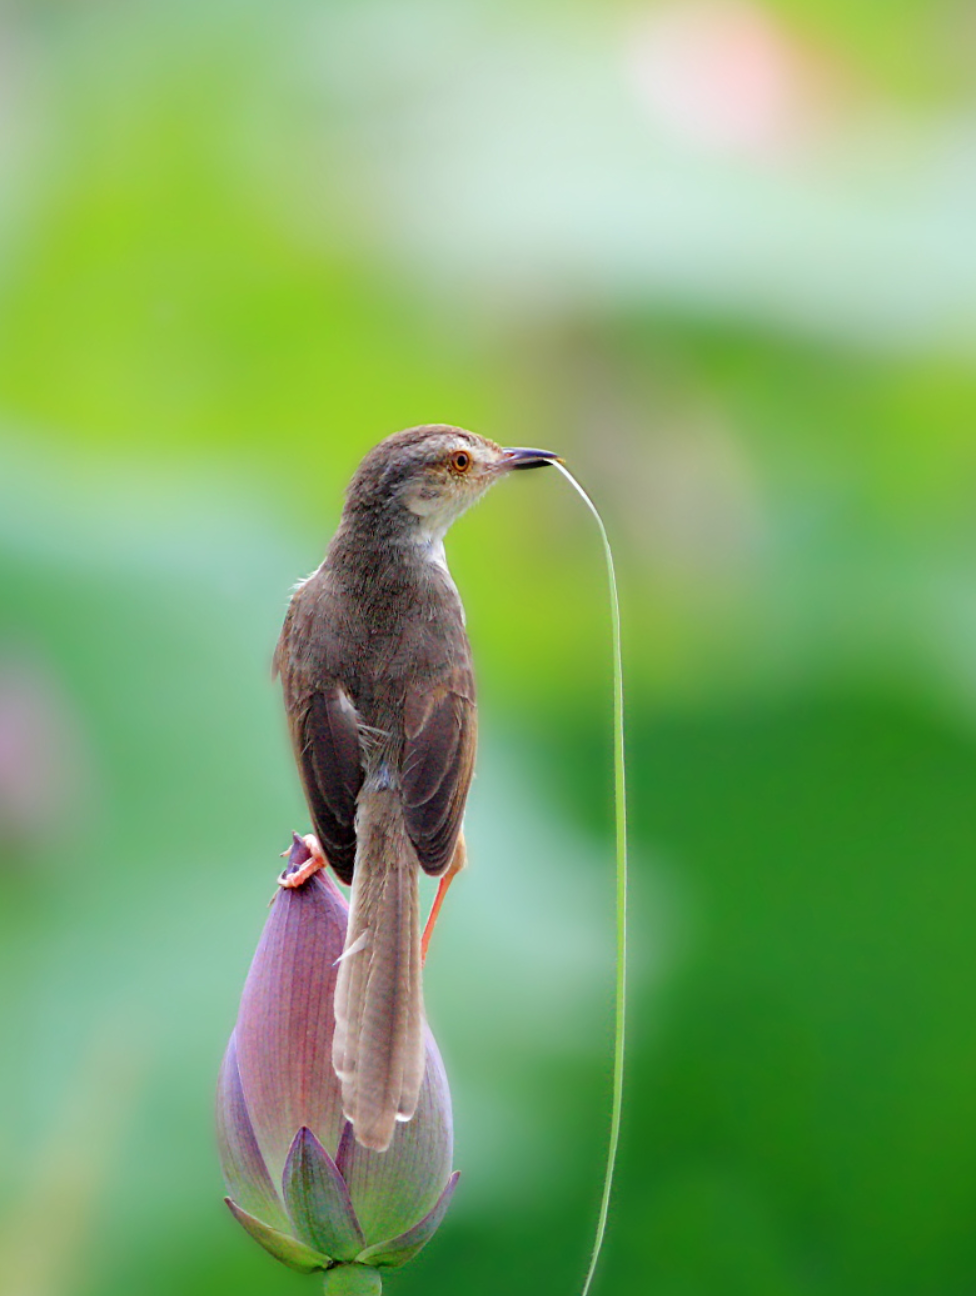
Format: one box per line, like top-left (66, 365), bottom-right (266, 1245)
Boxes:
top-left (274, 425), bottom-right (558, 1151)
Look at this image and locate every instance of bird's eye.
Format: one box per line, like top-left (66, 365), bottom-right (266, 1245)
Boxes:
top-left (451, 450), bottom-right (472, 473)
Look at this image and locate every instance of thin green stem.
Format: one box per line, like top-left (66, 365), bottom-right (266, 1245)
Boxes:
top-left (552, 463), bottom-right (628, 1296)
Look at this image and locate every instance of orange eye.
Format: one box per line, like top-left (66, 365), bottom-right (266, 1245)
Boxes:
top-left (451, 450), bottom-right (471, 473)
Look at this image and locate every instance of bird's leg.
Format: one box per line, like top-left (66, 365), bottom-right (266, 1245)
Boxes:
top-left (278, 832), bottom-right (328, 888)
top-left (421, 832), bottom-right (467, 964)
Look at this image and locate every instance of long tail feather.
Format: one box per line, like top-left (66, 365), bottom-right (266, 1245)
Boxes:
top-left (333, 790), bottom-right (425, 1151)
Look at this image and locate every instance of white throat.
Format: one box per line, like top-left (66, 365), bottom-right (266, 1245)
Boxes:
top-left (414, 525), bottom-right (450, 573)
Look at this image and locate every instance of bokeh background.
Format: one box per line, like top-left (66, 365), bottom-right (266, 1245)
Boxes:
top-left (1, 1), bottom-right (975, 1293)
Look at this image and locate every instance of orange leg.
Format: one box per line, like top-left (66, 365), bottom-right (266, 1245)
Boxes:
top-left (279, 833), bottom-right (328, 888)
top-left (422, 833), bottom-right (467, 964)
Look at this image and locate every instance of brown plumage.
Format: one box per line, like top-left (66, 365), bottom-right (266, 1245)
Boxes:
top-left (274, 426), bottom-right (557, 1150)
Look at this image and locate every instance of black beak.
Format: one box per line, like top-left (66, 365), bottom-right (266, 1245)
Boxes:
top-left (500, 446), bottom-right (562, 471)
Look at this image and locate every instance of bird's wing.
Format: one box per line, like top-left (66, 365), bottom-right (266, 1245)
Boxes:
top-left (401, 664), bottom-right (477, 876)
top-left (276, 588), bottom-right (364, 885)
top-left (294, 686), bottom-right (364, 885)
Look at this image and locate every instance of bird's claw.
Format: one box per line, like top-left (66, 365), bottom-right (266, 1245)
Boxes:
top-left (278, 832), bottom-right (328, 888)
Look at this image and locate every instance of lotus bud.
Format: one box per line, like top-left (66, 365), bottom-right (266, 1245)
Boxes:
top-left (217, 835), bottom-right (459, 1290)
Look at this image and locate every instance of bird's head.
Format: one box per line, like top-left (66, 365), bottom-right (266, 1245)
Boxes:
top-left (344, 425), bottom-right (560, 542)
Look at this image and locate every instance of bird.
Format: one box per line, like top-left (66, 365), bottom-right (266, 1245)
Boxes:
top-left (273, 425), bottom-right (558, 1151)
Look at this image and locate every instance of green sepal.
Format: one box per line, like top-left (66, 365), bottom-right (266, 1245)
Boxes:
top-left (283, 1126), bottom-right (365, 1261)
top-left (224, 1197), bottom-right (330, 1273)
top-left (357, 1172), bottom-right (459, 1269)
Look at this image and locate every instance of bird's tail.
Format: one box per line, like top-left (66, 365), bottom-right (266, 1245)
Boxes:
top-left (332, 789), bottom-right (425, 1151)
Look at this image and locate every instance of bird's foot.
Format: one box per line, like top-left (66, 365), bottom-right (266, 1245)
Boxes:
top-left (421, 833), bottom-right (467, 964)
top-left (278, 832), bottom-right (328, 888)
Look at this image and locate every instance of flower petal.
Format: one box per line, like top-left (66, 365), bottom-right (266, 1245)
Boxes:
top-left (224, 1198), bottom-right (329, 1273)
top-left (235, 870), bottom-right (350, 1187)
top-left (215, 1032), bottom-right (290, 1233)
top-left (341, 1025), bottom-right (453, 1245)
top-left (282, 1126), bottom-right (365, 1262)
top-left (334, 1119), bottom-right (357, 1178)
top-left (358, 1171), bottom-right (459, 1270)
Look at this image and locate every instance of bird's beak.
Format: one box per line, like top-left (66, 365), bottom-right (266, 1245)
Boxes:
top-left (498, 446), bottom-right (562, 471)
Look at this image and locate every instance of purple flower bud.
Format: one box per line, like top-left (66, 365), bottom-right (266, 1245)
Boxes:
top-left (217, 836), bottom-right (459, 1291)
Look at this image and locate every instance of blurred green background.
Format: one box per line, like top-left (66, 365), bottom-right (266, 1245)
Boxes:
top-left (1, 1), bottom-right (975, 1293)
